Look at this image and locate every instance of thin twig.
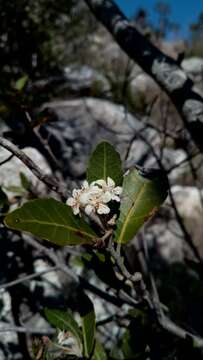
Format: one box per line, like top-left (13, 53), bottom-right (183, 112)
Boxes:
top-left (22, 236), bottom-right (79, 283)
top-left (140, 231), bottom-right (203, 347)
top-left (0, 266), bottom-right (59, 291)
top-left (0, 136), bottom-right (68, 198)
top-left (158, 316), bottom-right (203, 347)
top-left (167, 150), bottom-right (200, 174)
top-left (0, 324), bottom-right (55, 335)
top-left (22, 235), bottom-right (131, 307)
top-left (108, 238), bottom-right (142, 283)
top-left (0, 154), bottom-right (14, 166)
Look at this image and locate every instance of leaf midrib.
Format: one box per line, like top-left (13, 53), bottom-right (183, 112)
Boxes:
top-left (8, 219), bottom-right (95, 239)
top-left (117, 180), bottom-right (147, 243)
top-left (103, 142), bottom-right (106, 180)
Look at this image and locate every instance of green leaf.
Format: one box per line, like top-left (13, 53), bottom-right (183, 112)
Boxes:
top-left (81, 307), bottom-right (96, 358)
top-left (114, 168), bottom-right (168, 244)
top-left (5, 185), bottom-right (25, 195)
top-left (14, 75), bottom-right (28, 91)
top-left (87, 141), bottom-right (123, 185)
top-left (4, 198), bottom-right (96, 246)
top-left (45, 309), bottom-right (83, 349)
top-left (20, 172), bottom-right (30, 190)
top-left (93, 341), bottom-right (107, 360)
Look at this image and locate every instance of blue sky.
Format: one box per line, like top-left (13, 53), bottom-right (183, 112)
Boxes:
top-left (115, 0), bottom-right (203, 39)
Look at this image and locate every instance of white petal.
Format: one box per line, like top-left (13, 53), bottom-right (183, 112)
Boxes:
top-left (107, 177), bottom-right (115, 187)
top-left (89, 187), bottom-right (103, 196)
top-left (111, 194), bottom-right (120, 202)
top-left (97, 203), bottom-right (110, 214)
top-left (85, 204), bottom-right (94, 215)
top-left (114, 186), bottom-right (122, 195)
top-left (73, 189), bottom-right (80, 197)
top-left (73, 206), bottom-right (80, 215)
top-left (58, 331), bottom-right (65, 344)
top-left (66, 197), bottom-right (76, 206)
top-left (79, 191), bottom-right (91, 205)
top-left (82, 180), bottom-right (89, 189)
top-left (102, 191), bottom-right (112, 203)
top-left (92, 179), bottom-right (106, 188)
top-left (90, 180), bottom-right (96, 187)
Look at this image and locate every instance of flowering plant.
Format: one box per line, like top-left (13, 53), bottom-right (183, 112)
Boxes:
top-left (4, 141), bottom-right (168, 359)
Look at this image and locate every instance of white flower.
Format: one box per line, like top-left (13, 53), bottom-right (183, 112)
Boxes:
top-left (66, 189), bottom-right (81, 215)
top-left (84, 200), bottom-right (110, 216)
top-left (66, 177), bottom-right (122, 216)
top-left (83, 186), bottom-right (111, 215)
top-left (57, 330), bottom-right (82, 357)
top-left (92, 177), bottom-right (122, 202)
top-left (66, 181), bottom-right (95, 215)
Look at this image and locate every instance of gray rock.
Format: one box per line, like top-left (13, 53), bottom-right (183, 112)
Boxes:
top-left (160, 148), bottom-right (203, 186)
top-left (0, 292), bottom-right (19, 358)
top-left (63, 64), bottom-right (110, 95)
top-left (40, 97), bottom-right (155, 178)
top-left (170, 185), bottom-right (203, 259)
top-left (145, 219), bottom-right (184, 263)
top-left (128, 73), bottom-right (160, 109)
top-left (182, 57), bottom-right (203, 81)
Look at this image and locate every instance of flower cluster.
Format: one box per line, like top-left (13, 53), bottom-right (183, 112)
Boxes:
top-left (66, 177), bottom-right (122, 216)
top-left (57, 330), bottom-right (82, 357)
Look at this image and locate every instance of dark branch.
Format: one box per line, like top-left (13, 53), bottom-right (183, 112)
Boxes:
top-left (84, 0), bottom-right (203, 152)
top-left (0, 136), bottom-right (68, 199)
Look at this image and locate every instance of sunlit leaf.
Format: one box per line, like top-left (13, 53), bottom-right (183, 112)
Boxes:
top-left (114, 168), bottom-right (168, 243)
top-left (4, 198), bottom-right (96, 246)
top-left (14, 75), bottom-right (28, 91)
top-left (20, 172), bottom-right (30, 190)
top-left (87, 141), bottom-right (123, 185)
top-left (5, 185), bottom-right (25, 195)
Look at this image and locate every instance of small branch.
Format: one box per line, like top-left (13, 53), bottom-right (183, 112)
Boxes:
top-left (140, 231), bottom-right (203, 348)
top-left (159, 316), bottom-right (203, 348)
top-left (107, 238), bottom-right (142, 283)
top-left (94, 229), bottom-right (113, 248)
top-left (22, 236), bottom-right (79, 283)
top-left (0, 323), bottom-right (55, 335)
top-left (22, 236), bottom-right (130, 307)
top-left (0, 154), bottom-right (14, 166)
top-left (96, 314), bottom-right (116, 327)
top-left (84, 0), bottom-right (203, 153)
top-left (167, 150), bottom-right (200, 174)
top-left (0, 136), bottom-right (68, 198)
top-left (0, 266), bottom-right (59, 291)
top-left (107, 238), bottom-right (150, 307)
